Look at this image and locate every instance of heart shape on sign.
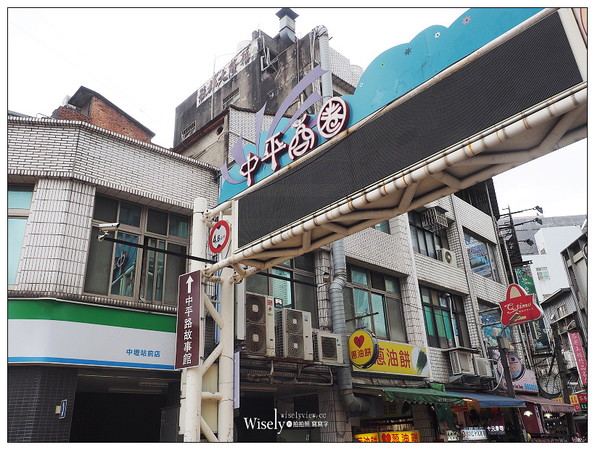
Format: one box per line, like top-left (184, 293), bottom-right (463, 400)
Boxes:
top-left (381, 433), bottom-right (391, 442)
top-left (354, 335), bottom-right (365, 348)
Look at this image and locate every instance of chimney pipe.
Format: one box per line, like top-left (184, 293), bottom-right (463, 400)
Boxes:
top-left (276, 8), bottom-right (298, 46)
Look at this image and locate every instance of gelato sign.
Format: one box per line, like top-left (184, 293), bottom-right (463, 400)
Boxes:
top-left (499, 284), bottom-right (543, 326)
top-left (348, 329), bottom-right (430, 377)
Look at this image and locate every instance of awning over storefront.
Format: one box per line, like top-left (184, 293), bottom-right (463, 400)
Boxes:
top-left (448, 391), bottom-right (526, 407)
top-left (515, 394), bottom-right (575, 413)
top-left (382, 387), bottom-right (466, 405)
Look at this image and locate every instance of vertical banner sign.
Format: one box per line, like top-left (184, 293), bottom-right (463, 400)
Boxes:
top-left (568, 332), bottom-right (588, 386)
top-left (175, 270), bottom-right (201, 369)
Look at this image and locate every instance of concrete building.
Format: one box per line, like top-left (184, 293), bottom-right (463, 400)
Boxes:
top-left (8, 7), bottom-right (584, 444)
top-left (8, 92), bottom-right (219, 442)
top-left (521, 226), bottom-right (583, 303)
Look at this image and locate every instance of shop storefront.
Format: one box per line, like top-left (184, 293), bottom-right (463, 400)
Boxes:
top-left (516, 394), bottom-right (576, 443)
top-left (351, 386), bottom-right (466, 442)
top-left (446, 391), bottom-right (527, 442)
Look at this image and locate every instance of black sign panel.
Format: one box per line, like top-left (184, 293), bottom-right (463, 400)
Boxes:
top-left (238, 12), bottom-right (583, 248)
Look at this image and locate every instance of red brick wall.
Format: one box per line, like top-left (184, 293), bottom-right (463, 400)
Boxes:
top-left (87, 97), bottom-right (152, 143)
top-left (52, 106), bottom-right (91, 123)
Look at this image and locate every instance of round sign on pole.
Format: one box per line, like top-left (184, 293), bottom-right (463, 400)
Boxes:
top-left (208, 220), bottom-right (230, 254)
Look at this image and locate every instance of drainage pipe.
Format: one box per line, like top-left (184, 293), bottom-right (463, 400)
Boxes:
top-left (318, 24), bottom-right (369, 415)
top-left (329, 238), bottom-right (370, 414)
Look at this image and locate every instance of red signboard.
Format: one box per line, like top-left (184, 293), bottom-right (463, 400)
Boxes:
top-left (175, 270), bottom-right (201, 369)
top-left (568, 332), bottom-right (587, 386)
top-left (499, 284), bottom-right (543, 326)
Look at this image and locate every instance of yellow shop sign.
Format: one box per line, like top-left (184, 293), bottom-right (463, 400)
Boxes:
top-left (348, 329), bottom-right (430, 377)
top-left (354, 431), bottom-right (421, 442)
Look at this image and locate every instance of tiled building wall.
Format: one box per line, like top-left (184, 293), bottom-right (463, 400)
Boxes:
top-left (7, 366), bottom-right (78, 442)
top-left (16, 179), bottom-right (95, 294)
top-left (228, 108), bottom-right (274, 161)
top-left (8, 118), bottom-right (219, 211)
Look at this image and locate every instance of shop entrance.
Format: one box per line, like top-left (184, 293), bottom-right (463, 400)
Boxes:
top-left (70, 392), bottom-right (165, 442)
top-left (69, 368), bottom-right (180, 442)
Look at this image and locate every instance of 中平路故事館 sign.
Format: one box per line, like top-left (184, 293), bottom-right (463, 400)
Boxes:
top-left (175, 270), bottom-right (201, 369)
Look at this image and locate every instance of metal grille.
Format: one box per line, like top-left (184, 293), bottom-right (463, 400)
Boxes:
top-left (284, 333), bottom-right (305, 359)
top-left (238, 12), bottom-right (582, 248)
top-left (320, 335), bottom-right (338, 360)
top-left (285, 309), bottom-right (303, 334)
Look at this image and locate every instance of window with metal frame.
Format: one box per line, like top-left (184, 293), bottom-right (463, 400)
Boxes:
top-left (344, 265), bottom-right (406, 342)
top-left (463, 230), bottom-right (501, 282)
top-left (536, 266), bottom-right (550, 280)
top-left (245, 253), bottom-right (318, 328)
top-left (420, 285), bottom-right (470, 349)
top-left (8, 185), bottom-right (34, 285)
top-left (409, 211), bottom-right (448, 259)
top-left (84, 195), bottom-right (190, 305)
top-left (373, 220), bottom-right (391, 234)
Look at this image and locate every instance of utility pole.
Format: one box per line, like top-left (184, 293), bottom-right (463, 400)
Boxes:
top-left (551, 322), bottom-right (576, 439)
top-left (497, 330), bottom-right (526, 442)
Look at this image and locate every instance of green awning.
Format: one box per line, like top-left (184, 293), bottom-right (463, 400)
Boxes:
top-left (382, 387), bottom-right (466, 405)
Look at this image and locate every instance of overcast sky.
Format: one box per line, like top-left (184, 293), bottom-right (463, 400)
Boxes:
top-left (6, 3), bottom-right (588, 218)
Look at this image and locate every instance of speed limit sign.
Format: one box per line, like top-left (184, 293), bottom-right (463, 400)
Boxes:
top-left (208, 220), bottom-right (230, 254)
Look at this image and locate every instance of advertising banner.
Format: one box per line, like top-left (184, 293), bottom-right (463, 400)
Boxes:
top-left (489, 347), bottom-right (539, 393)
top-left (568, 332), bottom-right (588, 386)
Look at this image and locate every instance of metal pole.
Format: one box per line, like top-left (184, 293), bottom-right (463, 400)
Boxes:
top-left (181, 197), bottom-right (209, 442)
top-left (497, 335), bottom-right (526, 442)
top-left (217, 266), bottom-right (235, 442)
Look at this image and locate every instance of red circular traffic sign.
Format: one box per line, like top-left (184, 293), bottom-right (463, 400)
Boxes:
top-left (208, 220), bottom-right (230, 254)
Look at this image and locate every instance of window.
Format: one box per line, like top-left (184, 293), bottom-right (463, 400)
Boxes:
top-left (409, 211), bottom-right (447, 259)
top-left (181, 121), bottom-right (196, 141)
top-left (373, 220), bottom-right (390, 234)
top-left (536, 267), bottom-right (550, 280)
top-left (464, 231), bottom-right (500, 282)
top-left (557, 304), bottom-right (568, 318)
top-left (84, 195), bottom-right (189, 305)
top-left (245, 253), bottom-right (318, 328)
top-left (344, 266), bottom-right (406, 342)
top-left (421, 286), bottom-right (470, 349)
top-left (8, 185), bottom-right (34, 285)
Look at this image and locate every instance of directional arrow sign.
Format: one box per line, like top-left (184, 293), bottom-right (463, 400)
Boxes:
top-left (175, 270), bottom-right (201, 369)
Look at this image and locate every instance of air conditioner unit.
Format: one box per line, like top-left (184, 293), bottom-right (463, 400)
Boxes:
top-left (438, 249), bottom-right (457, 267)
top-left (276, 308), bottom-right (314, 361)
top-left (450, 350), bottom-right (476, 375)
top-left (244, 293), bottom-right (276, 357)
top-left (313, 330), bottom-right (344, 365)
top-left (474, 356), bottom-right (494, 378)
